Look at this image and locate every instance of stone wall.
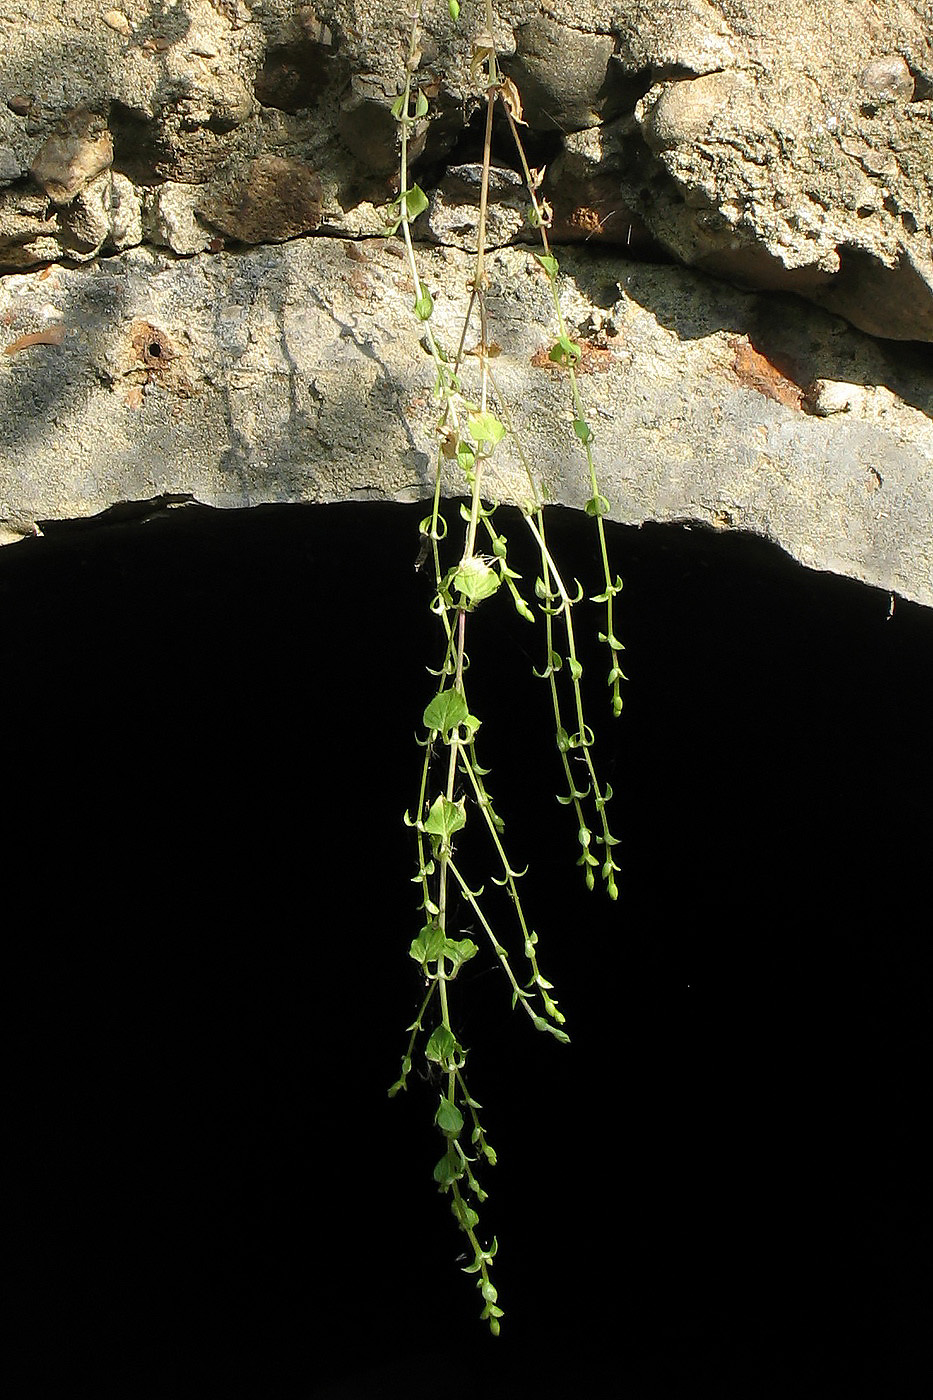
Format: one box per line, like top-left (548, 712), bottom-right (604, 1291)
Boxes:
top-left (1, 1), bottom-right (931, 603)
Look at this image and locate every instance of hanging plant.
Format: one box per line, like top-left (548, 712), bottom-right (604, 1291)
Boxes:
top-left (387, 1), bottom-right (626, 1333)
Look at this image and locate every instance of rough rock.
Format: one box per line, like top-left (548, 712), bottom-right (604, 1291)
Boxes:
top-left (1, 1), bottom-right (930, 339)
top-left (197, 154), bottom-right (323, 243)
top-left (0, 0), bottom-right (932, 606)
top-left (29, 105), bottom-right (113, 204)
top-left (611, 1), bottom-right (933, 341)
top-left (504, 16), bottom-right (619, 133)
top-left (423, 162), bottom-right (526, 250)
top-left (0, 145), bottom-right (21, 183)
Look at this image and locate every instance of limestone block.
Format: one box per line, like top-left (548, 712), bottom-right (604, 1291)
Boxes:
top-left (859, 54), bottom-right (916, 102)
top-left (146, 184), bottom-right (214, 256)
top-left (0, 185), bottom-right (59, 268)
top-left (29, 107), bottom-right (113, 205)
top-left (423, 164), bottom-right (526, 252)
top-left (108, 172), bottom-right (143, 251)
top-left (197, 155), bottom-right (323, 244)
top-left (60, 171), bottom-right (113, 258)
top-left (0, 147), bottom-right (22, 184)
top-left (504, 17), bottom-right (617, 132)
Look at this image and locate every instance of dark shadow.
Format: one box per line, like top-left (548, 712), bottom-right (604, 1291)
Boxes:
top-left (2, 500), bottom-right (930, 1399)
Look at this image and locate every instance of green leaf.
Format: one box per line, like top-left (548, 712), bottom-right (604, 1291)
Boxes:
top-left (467, 411), bottom-right (506, 445)
top-left (411, 931), bottom-right (478, 972)
top-left (481, 1302), bottom-right (504, 1326)
top-left (548, 335), bottom-right (580, 367)
top-left (453, 557), bottom-right (501, 604)
top-left (387, 1055), bottom-right (411, 1097)
top-left (426, 1023), bottom-right (460, 1065)
top-left (409, 923), bottom-right (447, 964)
top-left (456, 441), bottom-right (476, 477)
top-left (423, 795), bottom-right (467, 841)
top-left (414, 287), bottom-right (434, 321)
top-left (459, 711), bottom-right (482, 742)
top-left (572, 417), bottom-right (594, 444)
top-left (435, 1096), bottom-right (464, 1135)
top-left (390, 94), bottom-right (406, 121)
top-left (533, 252), bottom-right (559, 280)
top-left (448, 0), bottom-right (460, 19)
top-left (423, 688), bottom-right (468, 735)
top-left (444, 937), bottom-right (479, 969)
top-left (585, 493), bottom-right (611, 517)
top-left (532, 1015), bottom-right (571, 1044)
top-left (402, 184), bottom-right (429, 219)
top-left (414, 88), bottom-right (429, 118)
top-left (591, 575), bottom-right (623, 602)
top-left (434, 1146), bottom-right (463, 1186)
top-left (451, 1197), bottom-right (479, 1230)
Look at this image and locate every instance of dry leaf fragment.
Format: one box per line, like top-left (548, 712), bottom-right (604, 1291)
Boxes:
top-left (470, 30), bottom-right (495, 83)
top-left (3, 325), bottom-right (66, 353)
top-left (499, 77), bottom-right (526, 125)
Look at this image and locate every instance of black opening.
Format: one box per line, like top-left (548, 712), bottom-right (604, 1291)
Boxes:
top-left (4, 502), bottom-right (929, 1399)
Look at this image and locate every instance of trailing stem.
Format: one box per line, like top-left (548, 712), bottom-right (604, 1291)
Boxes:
top-left (388, 0), bottom-right (625, 1333)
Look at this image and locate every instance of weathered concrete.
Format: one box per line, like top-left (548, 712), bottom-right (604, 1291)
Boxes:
top-left (2, 237), bottom-right (931, 604)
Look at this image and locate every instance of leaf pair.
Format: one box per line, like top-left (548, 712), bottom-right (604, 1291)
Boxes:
top-left (409, 923), bottom-right (479, 973)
